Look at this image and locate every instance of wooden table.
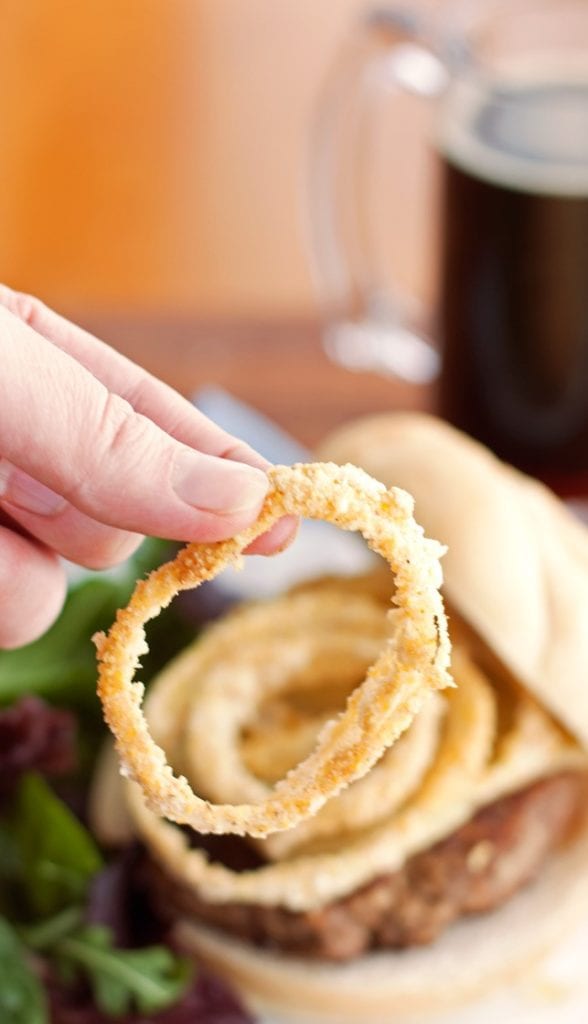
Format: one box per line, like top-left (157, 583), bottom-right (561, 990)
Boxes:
top-left (82, 314), bottom-right (434, 448)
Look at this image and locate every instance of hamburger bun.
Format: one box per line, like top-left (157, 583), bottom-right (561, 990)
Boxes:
top-left (319, 413), bottom-right (588, 748)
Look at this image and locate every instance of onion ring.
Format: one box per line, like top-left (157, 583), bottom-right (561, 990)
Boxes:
top-left (241, 707), bottom-right (333, 784)
top-left (480, 689), bottom-right (580, 799)
top-left (122, 643), bottom-right (584, 910)
top-left (184, 591), bottom-right (389, 807)
top-left (92, 610), bottom-right (585, 910)
top-left (95, 463), bottom-right (451, 838)
top-left (123, 645), bottom-right (497, 909)
top-left (260, 696), bottom-right (445, 860)
top-left (179, 587), bottom-right (444, 858)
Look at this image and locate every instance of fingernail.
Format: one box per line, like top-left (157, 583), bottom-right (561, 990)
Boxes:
top-left (0, 459), bottom-right (67, 517)
top-left (270, 515), bottom-right (300, 553)
top-left (245, 514), bottom-right (299, 556)
top-left (172, 451), bottom-right (269, 514)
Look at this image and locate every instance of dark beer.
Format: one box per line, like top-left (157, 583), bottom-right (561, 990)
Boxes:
top-left (437, 80), bottom-right (588, 493)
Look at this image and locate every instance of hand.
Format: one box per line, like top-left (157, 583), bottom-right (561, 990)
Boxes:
top-left (0, 286), bottom-right (297, 649)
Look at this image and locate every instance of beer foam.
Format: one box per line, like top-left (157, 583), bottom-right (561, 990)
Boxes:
top-left (438, 64), bottom-right (588, 196)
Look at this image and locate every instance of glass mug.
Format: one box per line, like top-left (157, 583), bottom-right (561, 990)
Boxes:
top-left (309, 0), bottom-right (588, 494)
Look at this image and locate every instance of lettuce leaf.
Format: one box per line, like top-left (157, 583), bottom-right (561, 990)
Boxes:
top-left (10, 773), bottom-right (102, 916)
top-left (0, 917), bottom-right (47, 1024)
top-left (55, 925), bottom-right (192, 1016)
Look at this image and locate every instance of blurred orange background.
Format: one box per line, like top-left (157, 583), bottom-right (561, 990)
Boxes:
top-left (0, 0), bottom-right (433, 320)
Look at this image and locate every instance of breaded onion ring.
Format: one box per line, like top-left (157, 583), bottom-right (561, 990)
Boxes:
top-left (185, 591), bottom-right (389, 807)
top-left (180, 588), bottom-right (445, 858)
top-left (124, 647), bottom-right (497, 909)
top-left (95, 463), bottom-right (451, 838)
top-left (256, 696), bottom-right (445, 860)
top-left (123, 644), bottom-right (585, 911)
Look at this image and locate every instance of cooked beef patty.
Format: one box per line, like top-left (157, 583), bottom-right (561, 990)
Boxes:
top-left (146, 772), bottom-right (585, 961)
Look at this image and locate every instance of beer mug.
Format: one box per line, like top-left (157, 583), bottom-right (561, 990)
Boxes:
top-left (309, 0), bottom-right (588, 492)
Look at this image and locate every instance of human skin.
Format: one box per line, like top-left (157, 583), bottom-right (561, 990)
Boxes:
top-left (0, 285), bottom-right (297, 649)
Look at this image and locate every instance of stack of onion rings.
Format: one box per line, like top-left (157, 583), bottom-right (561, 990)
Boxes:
top-left (95, 462), bottom-right (451, 838)
top-left (120, 625), bottom-right (582, 912)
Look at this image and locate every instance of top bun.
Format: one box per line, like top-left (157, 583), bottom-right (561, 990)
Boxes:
top-left (319, 413), bottom-right (588, 748)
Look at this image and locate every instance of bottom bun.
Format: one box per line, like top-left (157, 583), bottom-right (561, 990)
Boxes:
top-left (173, 821), bottom-right (588, 1023)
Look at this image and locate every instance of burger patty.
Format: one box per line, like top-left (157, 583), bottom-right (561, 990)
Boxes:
top-left (147, 772), bottom-right (585, 961)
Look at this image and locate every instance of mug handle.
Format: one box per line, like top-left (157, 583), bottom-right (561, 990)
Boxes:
top-left (308, 7), bottom-right (448, 384)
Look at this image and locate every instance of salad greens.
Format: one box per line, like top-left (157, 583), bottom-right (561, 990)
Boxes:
top-left (0, 538), bottom-right (199, 1020)
top-left (11, 773), bottom-right (103, 916)
top-left (0, 769), bottom-right (193, 1020)
top-left (52, 925), bottom-right (192, 1016)
top-left (0, 917), bottom-right (47, 1024)
top-left (0, 538), bottom-right (191, 710)
top-left (0, 577), bottom-right (129, 708)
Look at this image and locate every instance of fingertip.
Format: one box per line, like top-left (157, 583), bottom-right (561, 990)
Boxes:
top-left (0, 527), bottom-right (67, 648)
top-left (245, 515), bottom-right (299, 556)
top-left (73, 530), bottom-right (144, 571)
top-left (171, 449), bottom-right (269, 518)
top-left (208, 452), bottom-right (299, 556)
top-left (222, 442), bottom-right (271, 474)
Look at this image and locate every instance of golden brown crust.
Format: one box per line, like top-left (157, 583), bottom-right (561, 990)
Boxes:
top-left (120, 636), bottom-right (584, 911)
top-left (95, 462), bottom-right (451, 838)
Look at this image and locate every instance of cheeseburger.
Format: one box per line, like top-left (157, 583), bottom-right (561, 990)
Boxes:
top-left (92, 414), bottom-right (588, 1022)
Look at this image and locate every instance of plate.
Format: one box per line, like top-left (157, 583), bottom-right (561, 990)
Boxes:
top-left (258, 910), bottom-right (588, 1024)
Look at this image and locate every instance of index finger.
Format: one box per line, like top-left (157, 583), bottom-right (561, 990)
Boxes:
top-left (0, 286), bottom-right (266, 467)
top-left (0, 286), bottom-right (298, 555)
